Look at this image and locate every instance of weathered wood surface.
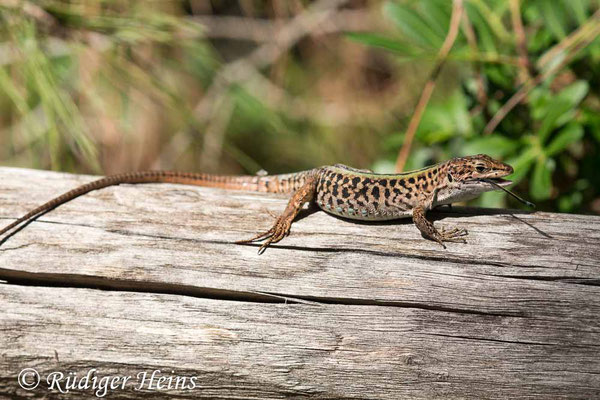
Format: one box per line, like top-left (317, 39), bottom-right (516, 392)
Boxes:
top-left (0, 166), bottom-right (598, 399)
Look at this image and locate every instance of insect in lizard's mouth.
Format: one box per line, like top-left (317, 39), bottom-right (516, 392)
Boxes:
top-left (477, 178), bottom-right (535, 207)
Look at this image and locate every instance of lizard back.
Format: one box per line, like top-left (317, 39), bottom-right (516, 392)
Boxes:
top-left (314, 164), bottom-right (446, 221)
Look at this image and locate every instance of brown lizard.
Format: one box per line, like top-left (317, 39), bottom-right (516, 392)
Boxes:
top-left (0, 154), bottom-right (532, 253)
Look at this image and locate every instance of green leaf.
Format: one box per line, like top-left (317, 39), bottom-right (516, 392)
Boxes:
top-left (545, 123), bottom-right (584, 156)
top-left (536, 81), bottom-right (588, 142)
top-left (462, 135), bottom-right (519, 158)
top-left (529, 87), bottom-right (551, 120)
top-left (417, 0), bottom-right (451, 38)
top-left (383, 2), bottom-right (443, 49)
top-left (345, 32), bottom-right (418, 56)
top-left (416, 90), bottom-right (472, 141)
top-left (557, 80), bottom-right (589, 108)
top-left (536, 99), bottom-right (572, 142)
top-left (468, 0), bottom-right (511, 42)
top-left (506, 146), bottom-right (537, 184)
top-left (17, 21), bottom-right (97, 170)
top-left (419, 128), bottom-right (454, 144)
top-left (581, 109), bottom-right (600, 143)
top-left (531, 157), bottom-right (554, 200)
top-left (538, 0), bottom-right (568, 40)
top-left (528, 25), bottom-right (555, 53)
top-left (563, 0), bottom-right (588, 24)
top-left (465, 3), bottom-right (497, 53)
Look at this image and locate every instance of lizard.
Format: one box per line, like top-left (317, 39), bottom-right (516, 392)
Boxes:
top-left (0, 154), bottom-right (532, 253)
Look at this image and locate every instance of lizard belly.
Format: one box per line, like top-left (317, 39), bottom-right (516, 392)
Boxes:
top-left (317, 202), bottom-right (411, 221)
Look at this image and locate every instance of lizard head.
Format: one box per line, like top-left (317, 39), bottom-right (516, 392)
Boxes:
top-left (436, 154), bottom-right (532, 206)
top-left (447, 154), bottom-right (513, 184)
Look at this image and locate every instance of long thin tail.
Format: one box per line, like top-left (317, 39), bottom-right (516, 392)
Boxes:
top-left (0, 169), bottom-right (316, 238)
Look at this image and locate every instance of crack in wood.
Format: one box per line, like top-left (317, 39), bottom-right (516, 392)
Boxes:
top-left (424, 332), bottom-right (557, 346)
top-left (0, 268), bottom-right (523, 317)
top-left (0, 268), bottom-right (290, 304)
top-left (256, 291), bottom-right (524, 317)
top-left (491, 274), bottom-right (600, 286)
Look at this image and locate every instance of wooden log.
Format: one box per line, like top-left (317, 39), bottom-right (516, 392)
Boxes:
top-left (0, 167), bottom-right (599, 399)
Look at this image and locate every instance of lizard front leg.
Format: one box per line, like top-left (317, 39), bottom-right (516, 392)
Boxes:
top-left (412, 205), bottom-right (467, 249)
top-left (237, 175), bottom-right (318, 254)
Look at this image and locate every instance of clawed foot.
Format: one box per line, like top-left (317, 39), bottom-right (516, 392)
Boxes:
top-left (235, 216), bottom-right (292, 254)
top-left (235, 174), bottom-right (318, 255)
top-left (433, 226), bottom-right (468, 249)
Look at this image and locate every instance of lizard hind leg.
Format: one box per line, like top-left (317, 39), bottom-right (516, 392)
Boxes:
top-left (236, 175), bottom-right (318, 254)
top-left (412, 205), bottom-right (468, 249)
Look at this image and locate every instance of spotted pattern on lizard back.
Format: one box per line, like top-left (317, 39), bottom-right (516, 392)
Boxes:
top-left (315, 164), bottom-right (449, 221)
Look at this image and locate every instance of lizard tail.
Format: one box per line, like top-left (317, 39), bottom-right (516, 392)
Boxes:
top-left (0, 169), bottom-right (317, 238)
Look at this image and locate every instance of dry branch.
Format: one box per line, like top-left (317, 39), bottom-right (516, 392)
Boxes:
top-left (509, 0), bottom-right (531, 84)
top-left (484, 9), bottom-right (600, 134)
top-left (155, 0), bottom-right (352, 170)
top-left (394, 0), bottom-right (464, 172)
top-left (0, 167), bottom-right (599, 398)
top-left (192, 10), bottom-right (373, 42)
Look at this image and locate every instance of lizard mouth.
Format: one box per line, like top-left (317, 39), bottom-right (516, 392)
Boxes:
top-left (465, 177), bottom-right (512, 187)
top-left (484, 177), bottom-right (512, 187)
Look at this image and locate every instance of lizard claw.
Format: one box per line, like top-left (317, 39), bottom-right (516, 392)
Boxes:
top-left (429, 226), bottom-right (469, 249)
top-left (438, 226), bottom-right (468, 245)
top-left (235, 227), bottom-right (274, 244)
top-left (235, 173), bottom-right (317, 254)
top-left (236, 216), bottom-right (292, 254)
top-left (413, 205), bottom-right (469, 249)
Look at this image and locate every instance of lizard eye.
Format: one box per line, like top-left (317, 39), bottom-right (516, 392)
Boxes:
top-left (475, 165), bottom-right (486, 172)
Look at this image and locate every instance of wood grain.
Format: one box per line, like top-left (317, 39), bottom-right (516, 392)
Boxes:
top-left (0, 167), bottom-right (599, 399)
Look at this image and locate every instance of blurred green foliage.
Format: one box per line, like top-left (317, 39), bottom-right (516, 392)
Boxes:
top-left (0, 0), bottom-right (214, 170)
top-left (0, 0), bottom-right (599, 214)
top-left (350, 0), bottom-right (600, 212)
